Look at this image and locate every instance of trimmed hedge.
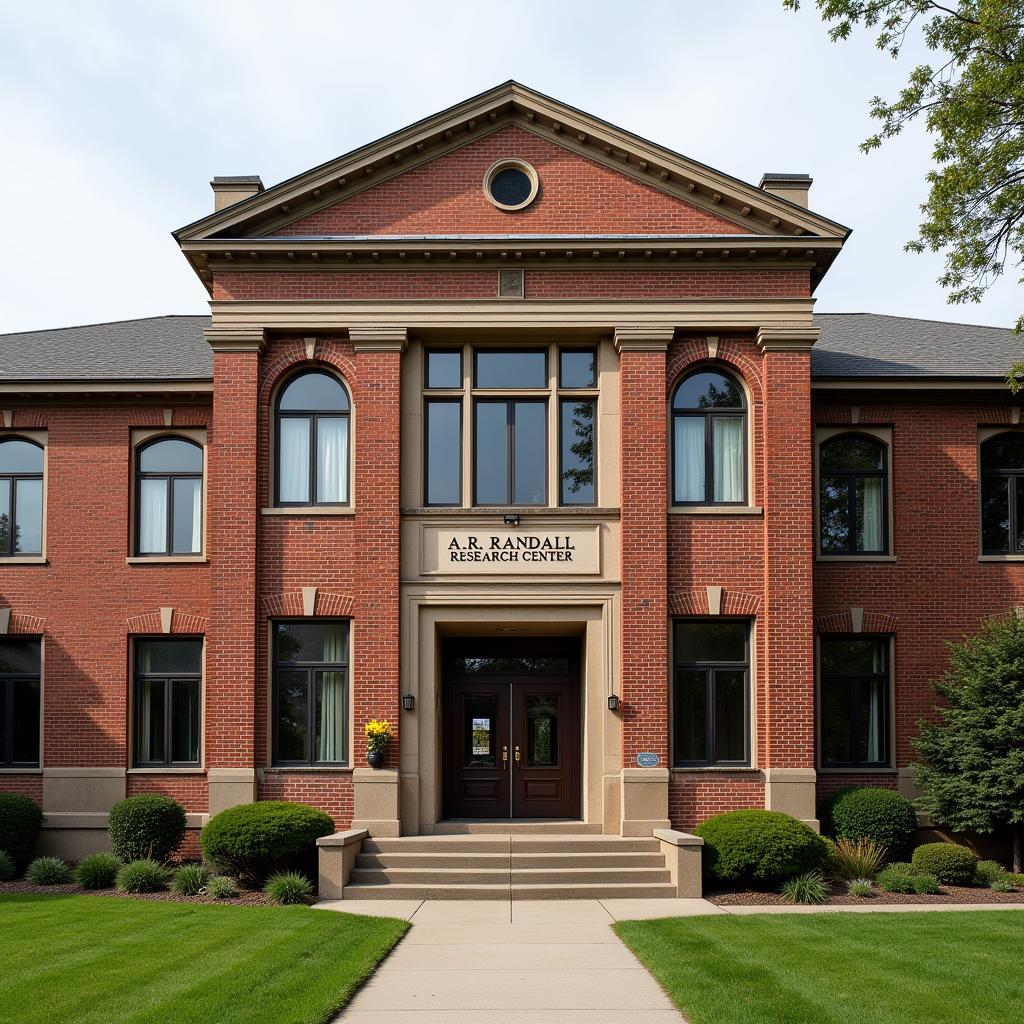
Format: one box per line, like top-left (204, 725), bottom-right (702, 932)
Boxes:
top-left (822, 786), bottom-right (918, 859)
top-left (0, 793), bottom-right (43, 869)
top-left (694, 809), bottom-right (829, 888)
top-left (200, 801), bottom-right (334, 885)
top-left (911, 842), bottom-right (978, 885)
top-left (107, 795), bottom-right (187, 863)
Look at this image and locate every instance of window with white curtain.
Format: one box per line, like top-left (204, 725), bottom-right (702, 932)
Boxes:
top-left (819, 637), bottom-right (891, 768)
top-left (671, 369), bottom-right (746, 506)
top-left (818, 434), bottom-right (888, 555)
top-left (272, 621), bottom-right (349, 766)
top-left (275, 371), bottom-right (350, 506)
top-left (136, 438), bottom-right (203, 556)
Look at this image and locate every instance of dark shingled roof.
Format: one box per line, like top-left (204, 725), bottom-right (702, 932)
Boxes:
top-left (0, 311), bottom-right (1018, 383)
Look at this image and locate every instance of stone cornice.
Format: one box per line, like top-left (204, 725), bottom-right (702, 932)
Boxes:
top-left (755, 325), bottom-right (819, 353)
top-left (613, 325), bottom-right (675, 352)
top-left (204, 327), bottom-right (268, 353)
top-left (349, 326), bottom-right (409, 353)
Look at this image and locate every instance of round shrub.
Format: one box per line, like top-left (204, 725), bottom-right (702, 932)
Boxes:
top-left (74, 852), bottom-right (120, 889)
top-left (26, 856), bottom-right (71, 885)
top-left (108, 795), bottom-right (186, 863)
top-left (912, 873), bottom-right (941, 895)
top-left (206, 875), bottom-right (238, 900)
top-left (911, 842), bottom-right (978, 885)
top-left (823, 787), bottom-right (918, 859)
top-left (116, 858), bottom-right (170, 893)
top-left (264, 870), bottom-right (313, 905)
top-left (200, 801), bottom-right (334, 885)
top-left (693, 809), bottom-right (829, 888)
top-left (876, 865), bottom-right (916, 894)
top-left (172, 863), bottom-right (210, 897)
top-left (0, 793), bottom-right (43, 869)
top-left (0, 849), bottom-right (16, 881)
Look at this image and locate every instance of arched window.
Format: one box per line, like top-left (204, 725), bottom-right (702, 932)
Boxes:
top-left (0, 438), bottom-right (43, 556)
top-left (672, 369), bottom-right (746, 505)
top-left (137, 438), bottom-right (204, 556)
top-left (819, 434), bottom-right (888, 555)
top-left (981, 431), bottom-right (1024, 553)
top-left (275, 371), bottom-right (351, 506)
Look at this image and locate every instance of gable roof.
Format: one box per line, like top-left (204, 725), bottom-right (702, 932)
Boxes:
top-left (0, 313), bottom-right (1016, 386)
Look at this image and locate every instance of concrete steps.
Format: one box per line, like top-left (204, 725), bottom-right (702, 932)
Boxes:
top-left (341, 832), bottom-right (676, 901)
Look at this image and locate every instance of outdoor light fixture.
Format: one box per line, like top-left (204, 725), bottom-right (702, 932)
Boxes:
top-left (503, 513), bottom-right (520, 526)
top-left (402, 694), bottom-right (415, 711)
top-left (607, 694), bottom-right (620, 711)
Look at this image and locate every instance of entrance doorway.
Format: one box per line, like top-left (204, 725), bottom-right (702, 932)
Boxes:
top-left (442, 638), bottom-right (581, 819)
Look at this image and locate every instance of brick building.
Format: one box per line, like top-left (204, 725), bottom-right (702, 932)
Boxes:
top-left (2, 83), bottom-right (1021, 873)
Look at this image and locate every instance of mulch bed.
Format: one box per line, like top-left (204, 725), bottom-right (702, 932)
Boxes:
top-left (708, 882), bottom-right (1024, 906)
top-left (0, 879), bottom-right (275, 907)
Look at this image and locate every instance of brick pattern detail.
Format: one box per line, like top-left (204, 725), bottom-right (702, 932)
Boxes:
top-left (3, 612), bottom-right (47, 635)
top-left (261, 592), bottom-right (356, 618)
top-left (816, 610), bottom-right (899, 634)
top-left (668, 590), bottom-right (761, 617)
top-left (669, 773), bottom-right (766, 830)
top-left (126, 610), bottom-right (210, 634)
top-left (273, 124), bottom-right (746, 237)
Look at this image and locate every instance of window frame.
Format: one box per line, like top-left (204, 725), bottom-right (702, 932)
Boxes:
top-left (979, 429), bottom-right (1024, 555)
top-left (0, 639), bottom-right (41, 769)
top-left (271, 619), bottom-right (350, 768)
top-left (670, 369), bottom-right (748, 508)
top-left (817, 431), bottom-right (890, 557)
top-left (424, 398), bottom-right (464, 507)
top-left (558, 396), bottom-right (597, 507)
top-left (671, 619), bottom-right (751, 768)
top-left (472, 397), bottom-right (548, 507)
top-left (134, 437), bottom-right (204, 558)
top-left (817, 634), bottom-right (893, 771)
top-left (132, 637), bottom-right (203, 769)
top-left (273, 370), bottom-right (352, 509)
top-left (0, 436), bottom-right (44, 558)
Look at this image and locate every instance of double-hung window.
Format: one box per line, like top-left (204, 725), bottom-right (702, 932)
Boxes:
top-left (134, 639), bottom-right (202, 767)
top-left (980, 431), bottom-right (1024, 554)
top-left (0, 439), bottom-right (43, 556)
top-left (0, 639), bottom-right (40, 768)
top-left (273, 621), bottom-right (349, 766)
top-left (819, 637), bottom-right (891, 768)
top-left (672, 620), bottom-right (750, 767)
top-left (136, 438), bottom-right (203, 556)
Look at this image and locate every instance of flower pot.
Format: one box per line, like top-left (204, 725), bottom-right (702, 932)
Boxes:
top-left (366, 749), bottom-right (386, 769)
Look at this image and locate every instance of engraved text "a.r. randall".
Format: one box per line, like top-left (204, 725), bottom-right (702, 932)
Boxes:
top-left (447, 535), bottom-right (577, 563)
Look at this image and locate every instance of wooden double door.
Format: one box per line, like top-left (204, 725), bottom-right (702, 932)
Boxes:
top-left (442, 639), bottom-right (581, 820)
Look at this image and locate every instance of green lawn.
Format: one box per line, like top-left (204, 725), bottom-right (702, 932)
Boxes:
top-left (0, 894), bottom-right (407, 1024)
top-left (615, 911), bottom-right (1024, 1024)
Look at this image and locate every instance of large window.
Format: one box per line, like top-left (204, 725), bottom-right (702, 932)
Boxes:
top-left (981, 432), bottom-right (1024, 554)
top-left (423, 345), bottom-right (598, 508)
top-left (819, 637), bottom-right (890, 768)
top-left (672, 620), bottom-right (749, 767)
top-left (819, 434), bottom-right (888, 555)
top-left (0, 639), bottom-right (40, 768)
top-left (0, 439), bottom-right (43, 556)
top-left (273, 621), bottom-right (349, 766)
top-left (134, 639), bottom-right (202, 767)
top-left (275, 371), bottom-right (350, 506)
top-left (136, 438), bottom-right (203, 556)
top-left (672, 370), bottom-right (746, 506)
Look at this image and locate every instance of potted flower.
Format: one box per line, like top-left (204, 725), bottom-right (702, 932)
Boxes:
top-left (364, 719), bottom-right (392, 769)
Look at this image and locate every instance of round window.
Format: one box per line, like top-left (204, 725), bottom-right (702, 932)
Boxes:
top-left (483, 160), bottom-right (539, 211)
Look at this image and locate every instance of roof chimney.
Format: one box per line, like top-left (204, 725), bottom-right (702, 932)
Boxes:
top-left (759, 173), bottom-right (812, 208)
top-left (210, 175), bottom-right (264, 212)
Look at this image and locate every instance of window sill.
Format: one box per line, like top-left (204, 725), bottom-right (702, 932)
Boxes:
top-left (979, 554), bottom-right (1024, 562)
top-left (260, 507), bottom-right (355, 517)
top-left (127, 767), bottom-right (205, 775)
top-left (818, 766), bottom-right (897, 774)
top-left (0, 767), bottom-right (42, 774)
top-left (262, 765), bottom-right (353, 773)
top-left (669, 506), bottom-right (762, 516)
top-left (126, 556), bottom-right (208, 565)
top-left (817, 555), bottom-right (896, 563)
top-left (0, 556), bottom-right (47, 565)
top-left (671, 766), bottom-right (759, 773)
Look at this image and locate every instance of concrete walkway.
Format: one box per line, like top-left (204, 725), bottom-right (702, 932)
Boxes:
top-left (318, 899), bottom-right (696, 1023)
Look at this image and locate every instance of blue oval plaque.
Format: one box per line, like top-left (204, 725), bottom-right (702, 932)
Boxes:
top-left (636, 752), bottom-right (660, 768)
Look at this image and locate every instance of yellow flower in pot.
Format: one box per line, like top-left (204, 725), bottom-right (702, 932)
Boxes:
top-left (364, 719), bottom-right (392, 768)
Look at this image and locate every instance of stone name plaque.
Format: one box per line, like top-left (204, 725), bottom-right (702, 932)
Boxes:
top-left (421, 526), bottom-right (601, 576)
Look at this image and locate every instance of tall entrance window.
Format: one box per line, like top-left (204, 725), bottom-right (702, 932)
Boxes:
top-left (819, 434), bottom-right (888, 555)
top-left (0, 639), bottom-right (40, 768)
top-left (134, 639), bottom-right (202, 767)
top-left (819, 637), bottom-right (891, 768)
top-left (275, 371), bottom-right (351, 506)
top-left (672, 369), bottom-right (746, 506)
top-left (981, 431), bottom-right (1024, 553)
top-left (0, 438), bottom-right (43, 556)
top-left (273, 621), bottom-right (349, 766)
top-left (136, 438), bottom-right (203, 556)
top-left (672, 620), bottom-right (750, 767)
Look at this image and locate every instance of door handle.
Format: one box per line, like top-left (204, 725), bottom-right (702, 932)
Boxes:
top-left (501, 746), bottom-right (509, 770)
top-left (514, 745), bottom-right (521, 765)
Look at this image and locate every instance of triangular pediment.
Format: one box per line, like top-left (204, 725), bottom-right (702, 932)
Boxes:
top-left (175, 81), bottom-right (849, 247)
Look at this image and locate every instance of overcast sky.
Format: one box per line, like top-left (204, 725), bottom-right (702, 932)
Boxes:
top-left (1, 0), bottom-right (1020, 334)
